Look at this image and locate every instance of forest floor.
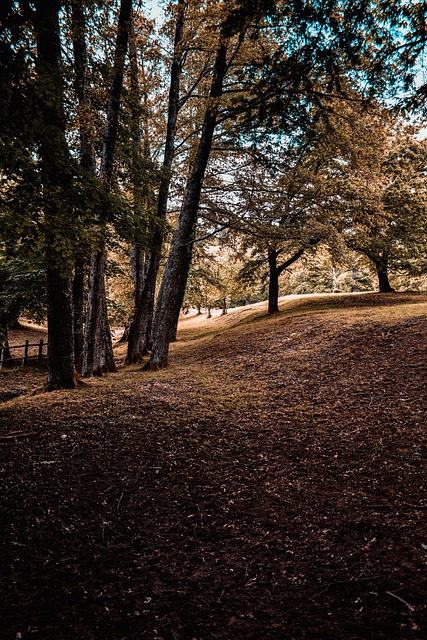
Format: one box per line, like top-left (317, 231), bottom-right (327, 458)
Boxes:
top-left (0, 292), bottom-right (426, 640)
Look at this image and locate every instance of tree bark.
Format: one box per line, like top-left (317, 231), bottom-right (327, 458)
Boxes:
top-left (268, 249), bottom-right (280, 314)
top-left (145, 41), bottom-right (228, 370)
top-left (122, 18), bottom-right (150, 357)
top-left (34, 0), bottom-right (79, 390)
top-left (126, 0), bottom-right (185, 364)
top-left (83, 242), bottom-right (116, 375)
top-left (83, 0), bottom-right (132, 376)
top-left (71, 0), bottom-right (95, 373)
top-left (71, 0), bottom-right (96, 176)
top-left (47, 269), bottom-right (78, 389)
top-left (72, 259), bottom-right (85, 373)
top-left (376, 259), bottom-right (395, 293)
top-left (267, 241), bottom-right (319, 314)
top-left (0, 325), bottom-right (12, 366)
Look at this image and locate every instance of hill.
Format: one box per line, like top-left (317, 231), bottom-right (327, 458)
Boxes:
top-left (0, 292), bottom-right (426, 639)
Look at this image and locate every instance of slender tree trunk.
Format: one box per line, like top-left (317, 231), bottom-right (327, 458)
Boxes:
top-left (267, 242), bottom-right (318, 314)
top-left (83, 241), bottom-right (116, 375)
top-left (73, 259), bottom-right (85, 373)
top-left (169, 244), bottom-right (193, 343)
top-left (130, 245), bottom-right (148, 348)
top-left (145, 41), bottom-right (228, 370)
top-left (34, 0), bottom-right (79, 390)
top-left (71, 0), bottom-right (96, 372)
top-left (126, 0), bottom-right (185, 364)
top-left (122, 19), bottom-right (150, 357)
top-left (83, 0), bottom-right (132, 376)
top-left (268, 249), bottom-right (280, 314)
top-left (71, 0), bottom-right (96, 176)
top-left (1, 325), bottom-right (12, 366)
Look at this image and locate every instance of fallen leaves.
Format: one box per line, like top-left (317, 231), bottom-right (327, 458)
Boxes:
top-left (0, 293), bottom-right (426, 639)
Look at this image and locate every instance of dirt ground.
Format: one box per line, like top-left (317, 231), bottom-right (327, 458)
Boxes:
top-left (0, 292), bottom-right (426, 639)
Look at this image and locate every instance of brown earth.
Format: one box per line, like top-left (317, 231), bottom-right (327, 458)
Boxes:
top-left (0, 292), bottom-right (426, 640)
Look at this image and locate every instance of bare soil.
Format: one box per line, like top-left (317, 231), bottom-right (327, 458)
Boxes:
top-left (0, 292), bottom-right (426, 640)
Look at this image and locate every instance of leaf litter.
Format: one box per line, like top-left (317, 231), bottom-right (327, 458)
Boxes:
top-left (0, 292), bottom-right (426, 639)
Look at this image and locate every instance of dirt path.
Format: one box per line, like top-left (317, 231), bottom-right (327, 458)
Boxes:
top-left (0, 293), bottom-right (426, 639)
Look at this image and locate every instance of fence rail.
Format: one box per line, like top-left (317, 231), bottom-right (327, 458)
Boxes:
top-left (0, 339), bottom-right (47, 370)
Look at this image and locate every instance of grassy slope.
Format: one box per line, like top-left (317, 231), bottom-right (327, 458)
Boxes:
top-left (0, 292), bottom-right (426, 639)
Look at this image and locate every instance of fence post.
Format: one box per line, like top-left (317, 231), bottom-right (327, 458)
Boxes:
top-left (22, 340), bottom-right (29, 367)
top-left (38, 339), bottom-right (44, 362)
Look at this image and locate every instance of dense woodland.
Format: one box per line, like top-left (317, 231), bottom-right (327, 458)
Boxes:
top-left (1, 0), bottom-right (427, 388)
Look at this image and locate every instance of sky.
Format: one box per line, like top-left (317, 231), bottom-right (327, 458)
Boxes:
top-left (146, 0), bottom-right (164, 22)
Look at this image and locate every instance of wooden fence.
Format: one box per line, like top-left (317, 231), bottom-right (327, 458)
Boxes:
top-left (0, 339), bottom-right (47, 370)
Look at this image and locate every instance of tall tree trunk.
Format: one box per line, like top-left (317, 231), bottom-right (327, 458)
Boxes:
top-left (169, 242), bottom-right (194, 343)
top-left (144, 41), bottom-right (228, 371)
top-left (122, 17), bottom-right (151, 357)
top-left (47, 269), bottom-right (77, 389)
top-left (126, 0), bottom-right (185, 364)
top-left (71, 0), bottom-right (96, 176)
top-left (71, 0), bottom-right (96, 373)
top-left (72, 260), bottom-right (85, 373)
top-left (34, 0), bottom-right (79, 390)
top-left (83, 241), bottom-right (116, 375)
top-left (268, 249), bottom-right (280, 314)
top-left (131, 246), bottom-right (147, 310)
top-left (82, 0), bottom-right (132, 377)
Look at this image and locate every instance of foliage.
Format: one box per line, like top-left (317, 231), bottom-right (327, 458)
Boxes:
top-left (184, 242), bottom-right (259, 312)
top-left (329, 108), bottom-right (427, 284)
top-left (0, 250), bottom-right (46, 342)
top-left (280, 248), bottom-right (375, 295)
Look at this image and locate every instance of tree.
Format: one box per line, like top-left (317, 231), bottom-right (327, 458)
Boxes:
top-left (1, 0), bottom-right (135, 387)
top-left (144, 0), bottom-right (417, 368)
top-left (198, 133), bottom-right (338, 314)
top-left (33, 0), bottom-right (83, 389)
top-left (184, 241), bottom-right (256, 315)
top-left (144, 37), bottom-right (229, 370)
top-left (143, 0), bottom-right (278, 370)
top-left (330, 109), bottom-right (427, 291)
top-left (82, 0), bottom-right (133, 377)
top-left (70, 0), bottom-right (97, 373)
top-left (126, 0), bottom-right (186, 364)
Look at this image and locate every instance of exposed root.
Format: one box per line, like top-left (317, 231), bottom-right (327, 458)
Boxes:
top-left (45, 373), bottom-right (88, 391)
top-left (141, 360), bottom-right (168, 372)
top-left (125, 350), bottom-right (150, 366)
top-left (0, 427), bottom-right (43, 441)
top-left (75, 375), bottom-right (88, 387)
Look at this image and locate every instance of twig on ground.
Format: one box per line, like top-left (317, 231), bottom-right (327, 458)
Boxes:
top-left (405, 503), bottom-right (427, 510)
top-left (386, 591), bottom-right (416, 612)
top-left (0, 428), bottom-right (43, 441)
